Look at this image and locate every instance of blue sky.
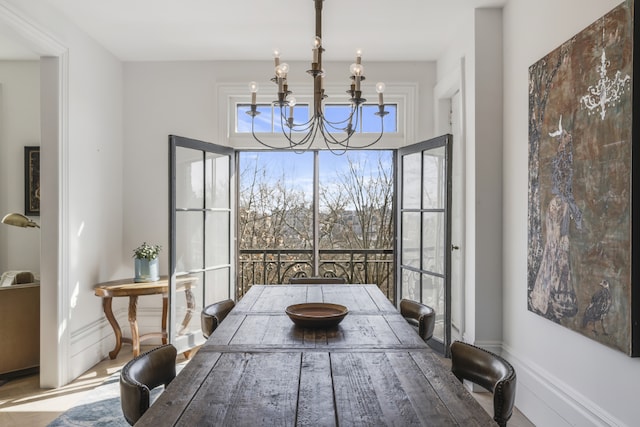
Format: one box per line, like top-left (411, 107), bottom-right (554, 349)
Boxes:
top-left (239, 150), bottom-right (393, 210)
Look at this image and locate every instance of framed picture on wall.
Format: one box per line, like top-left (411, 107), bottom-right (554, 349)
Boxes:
top-left (24, 146), bottom-right (40, 216)
top-left (527, 0), bottom-right (639, 356)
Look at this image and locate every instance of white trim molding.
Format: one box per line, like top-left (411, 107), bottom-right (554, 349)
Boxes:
top-left (0, 0), bottom-right (70, 388)
top-left (502, 344), bottom-right (625, 427)
top-left (217, 82), bottom-right (417, 151)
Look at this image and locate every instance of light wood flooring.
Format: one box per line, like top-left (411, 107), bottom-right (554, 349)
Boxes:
top-left (0, 346), bottom-right (534, 426)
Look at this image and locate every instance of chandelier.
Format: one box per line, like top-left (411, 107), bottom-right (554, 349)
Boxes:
top-left (246, 0), bottom-right (387, 153)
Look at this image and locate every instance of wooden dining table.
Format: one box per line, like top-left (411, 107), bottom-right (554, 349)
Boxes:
top-left (136, 284), bottom-right (496, 426)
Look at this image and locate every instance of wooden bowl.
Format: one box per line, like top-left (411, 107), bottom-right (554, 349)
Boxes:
top-left (285, 303), bottom-right (349, 329)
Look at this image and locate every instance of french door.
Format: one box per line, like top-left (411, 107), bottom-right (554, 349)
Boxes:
top-left (397, 134), bottom-right (452, 355)
top-left (168, 135), bottom-right (234, 354)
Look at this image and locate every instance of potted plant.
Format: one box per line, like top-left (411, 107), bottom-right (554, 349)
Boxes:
top-left (133, 242), bottom-right (161, 282)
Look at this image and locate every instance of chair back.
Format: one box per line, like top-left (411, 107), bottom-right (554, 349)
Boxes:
top-left (201, 299), bottom-right (235, 338)
top-left (450, 341), bottom-right (517, 427)
top-left (120, 344), bottom-right (177, 425)
top-left (399, 299), bottom-right (435, 341)
top-left (289, 276), bottom-right (347, 284)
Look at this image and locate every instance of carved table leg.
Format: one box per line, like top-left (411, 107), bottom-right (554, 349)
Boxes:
top-left (161, 296), bottom-right (168, 344)
top-left (103, 297), bottom-right (123, 360)
top-left (177, 288), bottom-right (196, 336)
top-left (128, 295), bottom-right (140, 357)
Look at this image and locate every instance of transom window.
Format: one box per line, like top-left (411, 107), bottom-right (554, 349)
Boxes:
top-left (219, 83), bottom-right (415, 148)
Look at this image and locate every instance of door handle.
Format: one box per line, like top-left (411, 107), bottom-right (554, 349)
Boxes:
top-left (451, 245), bottom-right (460, 251)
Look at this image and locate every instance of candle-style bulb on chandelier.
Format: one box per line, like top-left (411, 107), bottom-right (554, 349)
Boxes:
top-left (247, 0), bottom-right (388, 153)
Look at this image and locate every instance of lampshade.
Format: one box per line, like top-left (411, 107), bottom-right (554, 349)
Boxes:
top-left (1, 213), bottom-right (40, 228)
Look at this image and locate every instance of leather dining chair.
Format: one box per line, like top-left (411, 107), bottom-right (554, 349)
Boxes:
top-left (289, 276), bottom-right (347, 284)
top-left (450, 341), bottom-right (517, 427)
top-left (119, 344), bottom-right (177, 425)
top-left (201, 299), bottom-right (235, 339)
top-left (399, 298), bottom-right (435, 342)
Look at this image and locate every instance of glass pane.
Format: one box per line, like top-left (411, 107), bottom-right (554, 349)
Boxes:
top-left (423, 146), bottom-right (445, 209)
top-left (422, 212), bottom-right (445, 275)
top-left (361, 104), bottom-right (397, 133)
top-left (238, 151), bottom-right (313, 250)
top-left (206, 211), bottom-right (230, 268)
top-left (422, 273), bottom-right (444, 342)
top-left (402, 153), bottom-right (421, 209)
top-left (175, 211), bottom-right (203, 273)
top-left (401, 212), bottom-right (420, 268)
top-left (204, 267), bottom-right (231, 306)
top-left (175, 272), bottom-right (202, 338)
top-left (175, 147), bottom-right (203, 209)
top-left (318, 151), bottom-right (394, 251)
top-left (237, 104), bottom-right (272, 132)
top-left (323, 104), bottom-right (354, 132)
top-left (274, 104), bottom-right (310, 133)
top-left (401, 268), bottom-right (420, 302)
top-left (205, 153), bottom-right (229, 209)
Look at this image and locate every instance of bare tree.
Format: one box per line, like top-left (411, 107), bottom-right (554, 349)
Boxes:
top-left (238, 151), bottom-right (394, 297)
top-left (320, 152), bottom-right (393, 250)
top-left (239, 156), bottom-right (312, 249)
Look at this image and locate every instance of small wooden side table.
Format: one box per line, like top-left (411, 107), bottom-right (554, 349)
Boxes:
top-left (94, 276), bottom-right (197, 359)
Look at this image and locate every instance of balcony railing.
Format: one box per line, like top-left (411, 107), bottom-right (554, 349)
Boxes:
top-left (238, 248), bottom-right (395, 301)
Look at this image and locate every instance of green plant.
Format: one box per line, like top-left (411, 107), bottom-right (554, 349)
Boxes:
top-left (133, 242), bottom-right (162, 260)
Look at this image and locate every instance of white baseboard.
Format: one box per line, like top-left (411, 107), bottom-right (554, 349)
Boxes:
top-left (66, 306), bottom-right (169, 380)
top-left (501, 344), bottom-right (625, 427)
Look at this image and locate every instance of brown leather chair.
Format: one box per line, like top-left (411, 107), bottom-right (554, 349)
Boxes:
top-left (119, 344), bottom-right (177, 425)
top-left (450, 341), bottom-right (517, 427)
top-left (201, 299), bottom-right (235, 339)
top-left (399, 298), bottom-right (435, 341)
top-left (289, 276), bottom-right (347, 284)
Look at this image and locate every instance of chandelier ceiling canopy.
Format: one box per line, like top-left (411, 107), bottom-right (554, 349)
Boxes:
top-left (247, 0), bottom-right (387, 153)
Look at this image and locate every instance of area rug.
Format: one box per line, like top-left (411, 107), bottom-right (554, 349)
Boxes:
top-left (47, 363), bottom-right (185, 427)
top-left (47, 370), bottom-right (130, 427)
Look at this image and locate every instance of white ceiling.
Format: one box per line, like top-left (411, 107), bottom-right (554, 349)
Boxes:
top-left (2, 0), bottom-right (507, 62)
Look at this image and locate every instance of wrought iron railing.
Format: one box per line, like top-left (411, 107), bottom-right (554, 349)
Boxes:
top-left (237, 248), bottom-right (395, 301)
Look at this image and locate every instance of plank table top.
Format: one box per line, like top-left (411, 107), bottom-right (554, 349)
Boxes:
top-left (136, 284), bottom-right (496, 426)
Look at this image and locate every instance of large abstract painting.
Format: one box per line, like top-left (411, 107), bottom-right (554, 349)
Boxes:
top-left (528, 0), bottom-right (639, 356)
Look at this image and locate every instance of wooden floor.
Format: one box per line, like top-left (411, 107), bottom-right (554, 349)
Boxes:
top-left (0, 346), bottom-right (534, 426)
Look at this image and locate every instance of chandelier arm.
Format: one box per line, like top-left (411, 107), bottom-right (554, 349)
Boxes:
top-left (278, 116), bottom-right (318, 149)
top-left (322, 114), bottom-right (356, 129)
top-left (319, 125), bottom-right (349, 155)
top-left (276, 108), bottom-right (314, 148)
top-left (343, 117), bottom-right (386, 149)
top-left (320, 111), bottom-right (386, 149)
top-left (276, 105), bottom-right (316, 130)
top-left (320, 117), bottom-right (354, 146)
top-left (248, 112), bottom-right (323, 151)
top-left (317, 108), bottom-right (360, 138)
top-left (288, 120), bottom-right (322, 154)
top-left (251, 119), bottom-right (297, 149)
top-left (319, 105), bottom-right (358, 127)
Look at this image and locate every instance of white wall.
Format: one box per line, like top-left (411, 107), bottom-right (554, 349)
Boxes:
top-left (1, 0), bottom-right (125, 386)
top-left (436, 8), bottom-right (504, 350)
top-left (122, 60), bottom-right (436, 278)
top-left (502, 0), bottom-right (640, 425)
top-left (0, 60), bottom-right (40, 275)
